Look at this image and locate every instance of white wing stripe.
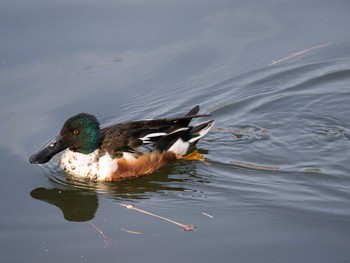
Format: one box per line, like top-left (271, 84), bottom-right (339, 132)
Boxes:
top-left (140, 132), bottom-right (167, 142)
top-left (139, 127), bottom-right (189, 142)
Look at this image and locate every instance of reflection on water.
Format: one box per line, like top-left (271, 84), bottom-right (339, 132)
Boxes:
top-left (30, 157), bottom-right (211, 221)
top-left (30, 188), bottom-right (98, 222)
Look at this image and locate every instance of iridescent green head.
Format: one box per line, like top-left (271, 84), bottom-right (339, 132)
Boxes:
top-left (60, 113), bottom-right (101, 154)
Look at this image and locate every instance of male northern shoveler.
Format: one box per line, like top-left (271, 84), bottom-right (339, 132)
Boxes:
top-left (30, 106), bottom-right (213, 181)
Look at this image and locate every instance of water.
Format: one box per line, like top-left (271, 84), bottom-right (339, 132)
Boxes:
top-left (1, 0), bottom-right (350, 262)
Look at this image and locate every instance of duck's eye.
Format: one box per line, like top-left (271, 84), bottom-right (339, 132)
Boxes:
top-left (73, 129), bottom-right (79, 135)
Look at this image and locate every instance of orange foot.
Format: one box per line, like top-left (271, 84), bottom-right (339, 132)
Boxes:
top-left (177, 150), bottom-right (205, 161)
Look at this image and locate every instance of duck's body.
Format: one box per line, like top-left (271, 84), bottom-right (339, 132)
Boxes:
top-left (60, 147), bottom-right (178, 181)
top-left (30, 106), bottom-right (213, 181)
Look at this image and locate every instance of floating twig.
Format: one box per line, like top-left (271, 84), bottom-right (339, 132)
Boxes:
top-left (202, 212), bottom-right (214, 218)
top-left (231, 160), bottom-right (280, 171)
top-left (269, 42), bottom-right (331, 65)
top-left (121, 228), bottom-right (142, 235)
top-left (88, 222), bottom-right (111, 248)
top-left (71, 57), bottom-right (122, 76)
top-left (120, 204), bottom-right (195, 231)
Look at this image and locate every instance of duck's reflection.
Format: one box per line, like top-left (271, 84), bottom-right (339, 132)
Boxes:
top-left (30, 187), bottom-right (98, 222)
top-left (30, 161), bottom-right (208, 222)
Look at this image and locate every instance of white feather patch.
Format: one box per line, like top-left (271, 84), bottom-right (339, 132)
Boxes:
top-left (122, 152), bottom-right (137, 161)
top-left (168, 138), bottom-right (190, 155)
top-left (139, 128), bottom-right (189, 143)
top-left (140, 132), bottom-right (167, 143)
top-left (92, 153), bottom-right (118, 180)
top-left (60, 150), bottom-right (118, 181)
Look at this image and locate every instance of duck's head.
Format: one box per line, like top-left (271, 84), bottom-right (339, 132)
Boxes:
top-left (30, 113), bottom-right (101, 164)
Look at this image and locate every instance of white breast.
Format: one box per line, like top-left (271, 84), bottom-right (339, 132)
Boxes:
top-left (60, 150), bottom-right (118, 181)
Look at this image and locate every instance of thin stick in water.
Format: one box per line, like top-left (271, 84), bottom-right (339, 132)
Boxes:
top-left (88, 222), bottom-right (111, 248)
top-left (120, 204), bottom-right (196, 231)
top-left (269, 42), bottom-right (331, 65)
top-left (202, 212), bottom-right (214, 218)
top-left (121, 228), bottom-right (142, 235)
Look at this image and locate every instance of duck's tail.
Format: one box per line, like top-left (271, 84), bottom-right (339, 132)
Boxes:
top-left (167, 119), bottom-right (214, 156)
top-left (141, 105), bottom-right (213, 155)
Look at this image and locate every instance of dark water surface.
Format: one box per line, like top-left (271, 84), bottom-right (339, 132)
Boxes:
top-left (1, 0), bottom-right (350, 262)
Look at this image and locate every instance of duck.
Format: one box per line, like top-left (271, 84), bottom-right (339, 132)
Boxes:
top-left (29, 106), bottom-right (214, 181)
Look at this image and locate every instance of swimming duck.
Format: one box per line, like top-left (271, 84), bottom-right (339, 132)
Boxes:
top-left (29, 106), bottom-right (213, 181)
